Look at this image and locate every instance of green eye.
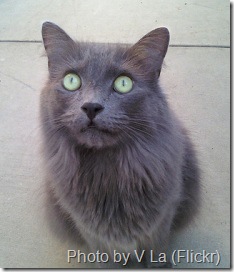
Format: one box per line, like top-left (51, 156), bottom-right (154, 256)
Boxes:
top-left (63, 73), bottom-right (81, 91)
top-left (114, 75), bottom-right (133, 94)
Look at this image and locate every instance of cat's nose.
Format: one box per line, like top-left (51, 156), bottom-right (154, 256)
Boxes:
top-left (81, 102), bottom-right (104, 120)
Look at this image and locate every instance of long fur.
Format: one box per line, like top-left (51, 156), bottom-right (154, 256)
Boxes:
top-left (40, 22), bottom-right (200, 268)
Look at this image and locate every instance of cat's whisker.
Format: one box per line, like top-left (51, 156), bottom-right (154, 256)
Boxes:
top-left (116, 125), bottom-right (138, 143)
top-left (114, 114), bottom-right (156, 122)
top-left (127, 121), bottom-right (155, 130)
top-left (112, 116), bottom-right (157, 128)
top-left (120, 123), bottom-right (154, 139)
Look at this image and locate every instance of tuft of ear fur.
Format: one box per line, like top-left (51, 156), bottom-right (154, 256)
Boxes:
top-left (126, 27), bottom-right (170, 78)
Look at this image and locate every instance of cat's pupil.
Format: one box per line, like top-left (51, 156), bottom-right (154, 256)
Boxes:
top-left (122, 80), bottom-right (125, 87)
top-left (70, 77), bottom-right (73, 83)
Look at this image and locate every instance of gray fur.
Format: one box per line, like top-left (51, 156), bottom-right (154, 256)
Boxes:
top-left (40, 22), bottom-right (200, 268)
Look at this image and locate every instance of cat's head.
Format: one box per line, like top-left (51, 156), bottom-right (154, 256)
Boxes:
top-left (41, 22), bottom-right (169, 149)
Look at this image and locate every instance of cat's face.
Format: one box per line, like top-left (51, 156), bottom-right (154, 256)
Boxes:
top-left (41, 22), bottom-right (169, 149)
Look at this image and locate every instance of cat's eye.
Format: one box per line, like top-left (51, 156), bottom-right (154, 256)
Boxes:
top-left (114, 75), bottom-right (133, 94)
top-left (63, 73), bottom-right (81, 91)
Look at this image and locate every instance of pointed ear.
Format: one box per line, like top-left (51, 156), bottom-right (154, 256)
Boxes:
top-left (41, 22), bottom-right (77, 74)
top-left (125, 28), bottom-right (170, 78)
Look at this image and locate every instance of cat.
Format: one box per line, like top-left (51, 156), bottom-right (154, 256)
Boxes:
top-left (40, 22), bottom-right (200, 268)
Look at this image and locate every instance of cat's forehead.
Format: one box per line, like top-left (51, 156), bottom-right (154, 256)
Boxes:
top-left (77, 42), bottom-right (128, 62)
top-left (68, 42), bottom-right (130, 79)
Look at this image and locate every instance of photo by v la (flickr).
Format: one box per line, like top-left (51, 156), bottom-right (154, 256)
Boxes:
top-left (67, 249), bottom-right (221, 267)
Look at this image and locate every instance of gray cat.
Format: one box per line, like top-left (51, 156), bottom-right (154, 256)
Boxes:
top-left (40, 22), bottom-right (200, 268)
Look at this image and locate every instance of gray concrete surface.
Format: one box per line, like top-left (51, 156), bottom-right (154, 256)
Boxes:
top-left (0, 0), bottom-right (230, 269)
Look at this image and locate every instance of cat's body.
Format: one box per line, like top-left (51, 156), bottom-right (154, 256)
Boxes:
top-left (40, 22), bottom-right (200, 268)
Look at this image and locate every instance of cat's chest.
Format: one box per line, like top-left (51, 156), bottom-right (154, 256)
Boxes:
top-left (59, 147), bottom-right (177, 241)
top-left (71, 155), bottom-right (164, 224)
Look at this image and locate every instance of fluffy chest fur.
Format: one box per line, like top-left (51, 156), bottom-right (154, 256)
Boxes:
top-left (45, 125), bottom-right (184, 244)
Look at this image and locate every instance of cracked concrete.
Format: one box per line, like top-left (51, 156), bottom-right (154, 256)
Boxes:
top-left (0, 0), bottom-right (230, 269)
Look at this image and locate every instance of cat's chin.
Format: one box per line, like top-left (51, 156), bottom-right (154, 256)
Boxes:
top-left (77, 127), bottom-right (119, 149)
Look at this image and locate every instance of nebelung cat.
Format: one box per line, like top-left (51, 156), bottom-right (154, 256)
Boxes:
top-left (40, 22), bottom-right (200, 268)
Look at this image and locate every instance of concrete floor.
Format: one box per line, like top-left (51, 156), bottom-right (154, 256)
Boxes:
top-left (0, 0), bottom-right (230, 269)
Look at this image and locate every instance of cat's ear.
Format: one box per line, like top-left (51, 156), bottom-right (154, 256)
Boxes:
top-left (41, 22), bottom-right (77, 73)
top-left (126, 28), bottom-right (170, 78)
